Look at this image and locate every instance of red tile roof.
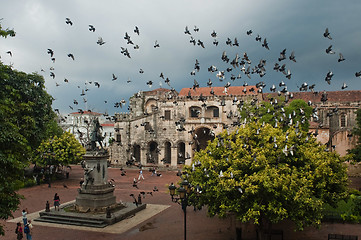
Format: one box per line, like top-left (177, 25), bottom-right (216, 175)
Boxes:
top-left (179, 86), bottom-right (259, 97)
top-left (263, 90), bottom-right (361, 104)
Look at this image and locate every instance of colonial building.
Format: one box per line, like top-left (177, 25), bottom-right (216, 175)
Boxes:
top-left (109, 87), bottom-right (361, 167)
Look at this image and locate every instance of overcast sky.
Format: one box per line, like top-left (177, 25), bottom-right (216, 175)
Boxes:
top-left (1, 0), bottom-right (361, 116)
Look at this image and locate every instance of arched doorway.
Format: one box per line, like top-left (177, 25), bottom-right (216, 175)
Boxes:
top-left (132, 144), bottom-right (141, 163)
top-left (148, 141), bottom-right (159, 164)
top-left (164, 141), bottom-right (171, 164)
top-left (193, 127), bottom-right (215, 152)
top-left (177, 142), bottom-right (186, 164)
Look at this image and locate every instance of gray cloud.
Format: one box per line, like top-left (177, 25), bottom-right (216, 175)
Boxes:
top-left (1, 0), bottom-right (361, 116)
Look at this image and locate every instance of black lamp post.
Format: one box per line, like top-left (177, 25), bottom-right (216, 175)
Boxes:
top-left (169, 180), bottom-right (192, 240)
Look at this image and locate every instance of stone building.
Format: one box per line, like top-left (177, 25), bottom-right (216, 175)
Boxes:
top-left (110, 87), bottom-right (361, 167)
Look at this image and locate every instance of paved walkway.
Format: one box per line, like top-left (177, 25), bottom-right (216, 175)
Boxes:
top-left (2, 165), bottom-right (235, 240)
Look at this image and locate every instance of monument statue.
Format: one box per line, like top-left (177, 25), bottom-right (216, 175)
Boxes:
top-left (88, 117), bottom-right (105, 152)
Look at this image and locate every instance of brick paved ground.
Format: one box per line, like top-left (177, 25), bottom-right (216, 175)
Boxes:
top-left (2, 165), bottom-right (235, 240)
top-left (3, 165), bottom-right (361, 240)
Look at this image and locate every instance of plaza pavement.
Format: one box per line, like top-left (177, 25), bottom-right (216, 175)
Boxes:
top-left (2, 165), bottom-right (235, 240)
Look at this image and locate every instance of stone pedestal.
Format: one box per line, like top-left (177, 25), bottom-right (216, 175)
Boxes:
top-left (75, 151), bottom-right (117, 212)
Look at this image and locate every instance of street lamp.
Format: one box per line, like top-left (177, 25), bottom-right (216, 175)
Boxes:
top-left (169, 180), bottom-right (193, 240)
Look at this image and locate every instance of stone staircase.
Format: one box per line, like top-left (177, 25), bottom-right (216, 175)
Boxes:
top-left (35, 202), bottom-right (146, 228)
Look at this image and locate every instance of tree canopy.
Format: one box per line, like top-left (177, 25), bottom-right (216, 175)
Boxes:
top-left (35, 131), bottom-right (85, 167)
top-left (184, 121), bottom-right (348, 239)
top-left (0, 23), bottom-right (62, 235)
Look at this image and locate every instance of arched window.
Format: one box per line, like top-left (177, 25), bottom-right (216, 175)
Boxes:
top-left (189, 106), bottom-right (201, 118)
top-left (340, 114), bottom-right (346, 127)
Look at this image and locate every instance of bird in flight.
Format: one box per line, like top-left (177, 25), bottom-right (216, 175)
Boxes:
top-left (112, 74), bottom-right (117, 81)
top-left (47, 48), bottom-right (54, 57)
top-left (65, 18), bottom-right (73, 25)
top-left (184, 26), bottom-right (191, 35)
top-left (326, 45), bottom-right (335, 54)
top-left (134, 26), bottom-right (140, 35)
top-left (89, 25), bottom-right (95, 32)
top-left (154, 40), bottom-right (160, 48)
top-left (97, 37), bottom-right (105, 45)
top-left (323, 28), bottom-right (332, 40)
top-left (67, 53), bottom-right (75, 60)
top-left (338, 53), bottom-right (345, 62)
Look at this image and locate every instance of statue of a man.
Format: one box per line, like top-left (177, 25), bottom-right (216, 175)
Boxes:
top-left (90, 118), bottom-right (104, 150)
top-left (83, 164), bottom-right (94, 189)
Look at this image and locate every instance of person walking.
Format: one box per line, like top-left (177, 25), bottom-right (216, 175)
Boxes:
top-left (54, 193), bottom-right (60, 211)
top-left (15, 222), bottom-right (23, 240)
top-left (138, 169), bottom-right (144, 181)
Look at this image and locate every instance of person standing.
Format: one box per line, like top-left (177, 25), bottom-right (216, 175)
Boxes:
top-left (138, 169), bottom-right (144, 181)
top-left (54, 193), bottom-right (60, 211)
top-left (15, 222), bottom-right (23, 240)
top-left (22, 209), bottom-right (28, 225)
top-left (24, 220), bottom-right (32, 240)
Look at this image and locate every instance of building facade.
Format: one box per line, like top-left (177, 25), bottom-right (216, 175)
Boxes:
top-left (109, 87), bottom-right (361, 168)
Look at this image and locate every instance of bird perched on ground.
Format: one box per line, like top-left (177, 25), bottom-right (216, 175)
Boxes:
top-left (63, 183), bottom-right (68, 189)
top-left (88, 25), bottom-right (95, 32)
top-left (130, 194), bottom-right (139, 206)
top-left (133, 178), bottom-right (138, 189)
top-left (153, 186), bottom-right (158, 192)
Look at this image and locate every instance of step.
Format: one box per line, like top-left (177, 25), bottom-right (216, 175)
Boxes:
top-left (38, 215), bottom-right (105, 225)
top-left (35, 217), bottom-right (108, 228)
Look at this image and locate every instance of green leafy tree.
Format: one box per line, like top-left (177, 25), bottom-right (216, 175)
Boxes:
top-left (35, 131), bottom-right (85, 167)
top-left (0, 23), bottom-right (61, 235)
top-left (239, 97), bottom-right (313, 132)
top-left (347, 109), bottom-right (361, 162)
top-left (184, 122), bottom-right (348, 240)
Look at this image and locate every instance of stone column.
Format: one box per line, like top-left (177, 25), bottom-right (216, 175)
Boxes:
top-left (159, 145), bottom-right (165, 166)
top-left (140, 146), bottom-right (147, 166)
top-left (185, 143), bottom-right (192, 166)
top-left (171, 146), bottom-right (178, 167)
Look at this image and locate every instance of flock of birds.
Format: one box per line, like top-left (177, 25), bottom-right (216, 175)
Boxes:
top-left (2, 17), bottom-right (361, 126)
